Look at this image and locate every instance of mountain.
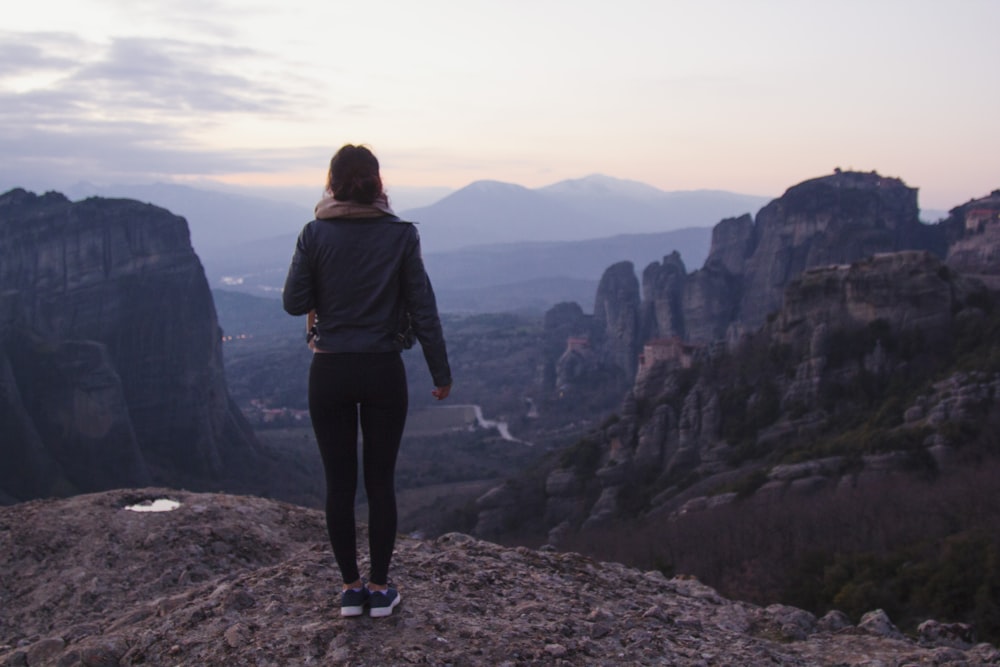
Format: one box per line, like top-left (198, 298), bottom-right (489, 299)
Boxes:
top-left (2, 488), bottom-right (994, 666)
top-left (0, 189), bottom-right (263, 503)
top-left (401, 175), bottom-right (772, 252)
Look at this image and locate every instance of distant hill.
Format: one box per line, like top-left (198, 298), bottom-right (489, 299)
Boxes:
top-left (401, 174), bottom-right (772, 252)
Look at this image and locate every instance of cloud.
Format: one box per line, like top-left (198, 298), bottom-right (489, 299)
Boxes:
top-left (0, 29), bottom-right (318, 188)
top-left (0, 32), bottom-right (86, 77)
top-left (72, 37), bottom-right (289, 114)
top-left (0, 119), bottom-right (324, 188)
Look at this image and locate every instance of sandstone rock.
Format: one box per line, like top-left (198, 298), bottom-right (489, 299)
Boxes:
top-left (0, 189), bottom-right (260, 502)
top-left (945, 190), bottom-right (1000, 280)
top-left (633, 403), bottom-right (674, 470)
top-left (682, 259), bottom-right (742, 343)
top-left (544, 469), bottom-right (579, 497)
top-left (918, 619), bottom-right (976, 649)
top-left (25, 638), bottom-right (65, 666)
top-left (705, 213), bottom-right (754, 277)
top-left (763, 603), bottom-right (818, 640)
top-left (859, 609), bottom-right (904, 639)
top-left (639, 251), bottom-right (688, 341)
top-left (739, 171), bottom-right (936, 330)
top-left (818, 610), bottom-right (853, 632)
top-left (592, 261), bottom-right (640, 382)
top-left (582, 486), bottom-right (619, 529)
top-left (775, 251), bottom-right (977, 350)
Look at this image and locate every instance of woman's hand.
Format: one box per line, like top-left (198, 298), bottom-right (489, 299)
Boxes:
top-left (431, 384), bottom-right (451, 401)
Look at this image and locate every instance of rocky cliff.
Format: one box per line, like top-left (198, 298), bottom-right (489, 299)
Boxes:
top-left (944, 189), bottom-right (1000, 288)
top-left (474, 174), bottom-right (1000, 629)
top-left (2, 489), bottom-right (997, 666)
top-left (641, 170), bottom-right (948, 347)
top-left (528, 249), bottom-right (996, 535)
top-left (551, 170), bottom-right (950, 385)
top-left (0, 189), bottom-right (260, 502)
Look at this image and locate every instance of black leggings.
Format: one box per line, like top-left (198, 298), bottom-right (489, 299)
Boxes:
top-left (308, 352), bottom-right (407, 586)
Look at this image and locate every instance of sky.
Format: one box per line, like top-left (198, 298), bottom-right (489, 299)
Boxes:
top-left (2, 0), bottom-right (998, 210)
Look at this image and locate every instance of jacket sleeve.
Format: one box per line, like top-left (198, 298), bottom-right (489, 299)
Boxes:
top-left (400, 228), bottom-right (452, 388)
top-left (282, 225), bottom-right (315, 316)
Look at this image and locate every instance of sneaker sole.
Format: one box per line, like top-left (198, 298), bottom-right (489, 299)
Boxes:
top-left (341, 605), bottom-right (365, 617)
top-left (369, 593), bottom-right (401, 618)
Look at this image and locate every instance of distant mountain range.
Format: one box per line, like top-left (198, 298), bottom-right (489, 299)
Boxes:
top-left (401, 174), bottom-right (772, 252)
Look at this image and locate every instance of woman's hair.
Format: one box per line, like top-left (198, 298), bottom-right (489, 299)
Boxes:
top-left (325, 144), bottom-right (384, 204)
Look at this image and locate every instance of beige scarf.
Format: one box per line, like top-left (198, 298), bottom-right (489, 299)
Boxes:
top-left (314, 189), bottom-right (395, 219)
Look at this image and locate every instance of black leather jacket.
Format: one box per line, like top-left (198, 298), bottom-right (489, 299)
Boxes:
top-left (282, 214), bottom-right (452, 387)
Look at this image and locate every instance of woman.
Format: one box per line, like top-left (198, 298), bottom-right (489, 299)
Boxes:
top-left (283, 144), bottom-right (452, 618)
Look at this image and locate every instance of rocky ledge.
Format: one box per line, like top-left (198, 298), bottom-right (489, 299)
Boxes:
top-left (2, 490), bottom-right (998, 666)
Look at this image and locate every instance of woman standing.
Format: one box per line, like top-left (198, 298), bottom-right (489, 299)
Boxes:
top-left (283, 144), bottom-right (452, 618)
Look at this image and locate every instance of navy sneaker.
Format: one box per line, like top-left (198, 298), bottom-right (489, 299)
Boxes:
top-left (368, 587), bottom-right (401, 618)
top-left (340, 586), bottom-right (370, 617)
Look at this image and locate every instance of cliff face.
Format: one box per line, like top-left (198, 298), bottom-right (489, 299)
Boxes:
top-left (591, 261), bottom-right (641, 381)
top-left (636, 171), bottom-right (947, 346)
top-left (0, 189), bottom-right (259, 502)
top-left (530, 249), bottom-right (996, 539)
top-left (545, 170), bottom-right (949, 406)
top-left (735, 171), bottom-right (934, 331)
top-left (944, 190), bottom-right (1000, 288)
top-left (507, 169), bottom-right (1000, 546)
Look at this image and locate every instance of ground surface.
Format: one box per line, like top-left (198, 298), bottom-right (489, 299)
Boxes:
top-left (2, 489), bottom-right (998, 666)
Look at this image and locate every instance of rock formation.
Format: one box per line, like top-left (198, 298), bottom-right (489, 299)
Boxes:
top-left (2, 489), bottom-right (997, 666)
top-left (0, 189), bottom-right (260, 502)
top-left (733, 170), bottom-right (940, 331)
top-left (944, 189), bottom-right (1000, 288)
top-left (535, 249), bottom-right (995, 535)
top-left (638, 170), bottom-right (948, 347)
top-left (591, 261), bottom-right (641, 381)
top-left (544, 170), bottom-right (952, 408)
top-left (508, 171), bottom-right (1000, 546)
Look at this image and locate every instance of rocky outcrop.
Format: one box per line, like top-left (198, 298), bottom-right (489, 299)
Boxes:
top-left (2, 489), bottom-right (997, 667)
top-left (736, 171), bottom-right (937, 330)
top-left (537, 249), bottom-right (996, 534)
top-left (0, 189), bottom-right (260, 502)
top-left (519, 173), bottom-right (1000, 543)
top-left (637, 171), bottom-right (948, 347)
top-left (944, 190), bottom-right (1000, 288)
top-left (592, 261), bottom-right (641, 381)
top-left (639, 251), bottom-right (687, 341)
top-left (557, 171), bottom-right (951, 406)
top-left (774, 251), bottom-right (976, 349)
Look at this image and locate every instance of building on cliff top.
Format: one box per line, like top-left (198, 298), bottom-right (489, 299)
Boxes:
top-left (638, 337), bottom-right (701, 374)
top-left (964, 193), bottom-right (1000, 231)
